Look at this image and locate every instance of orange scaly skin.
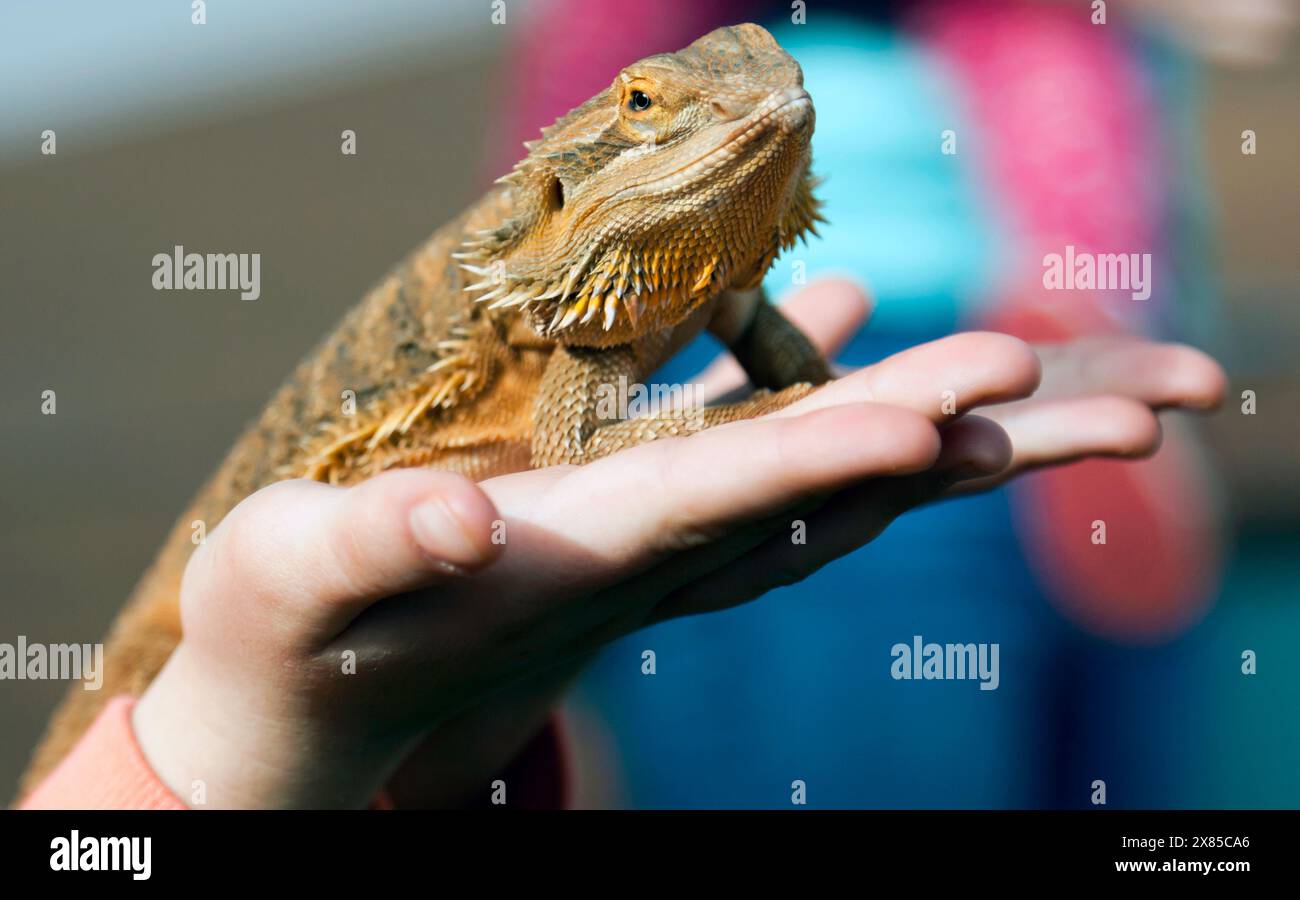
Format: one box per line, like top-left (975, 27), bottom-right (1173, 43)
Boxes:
top-left (18, 24), bottom-right (830, 801)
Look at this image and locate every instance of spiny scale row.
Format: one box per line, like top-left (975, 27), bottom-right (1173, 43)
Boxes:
top-left (456, 242), bottom-right (729, 335)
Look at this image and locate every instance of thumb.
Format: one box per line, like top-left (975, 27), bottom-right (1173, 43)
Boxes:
top-left (184, 469), bottom-right (502, 646)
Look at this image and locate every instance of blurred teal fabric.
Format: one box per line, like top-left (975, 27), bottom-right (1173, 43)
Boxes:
top-left (762, 18), bottom-right (1007, 340)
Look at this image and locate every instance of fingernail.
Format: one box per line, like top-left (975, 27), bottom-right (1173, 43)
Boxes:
top-left (408, 496), bottom-right (485, 571)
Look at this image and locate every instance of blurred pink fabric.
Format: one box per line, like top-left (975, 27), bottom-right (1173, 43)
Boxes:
top-left (915, 0), bottom-right (1220, 639)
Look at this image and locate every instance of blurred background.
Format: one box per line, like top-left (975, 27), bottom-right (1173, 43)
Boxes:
top-left (1, 0), bottom-right (1297, 807)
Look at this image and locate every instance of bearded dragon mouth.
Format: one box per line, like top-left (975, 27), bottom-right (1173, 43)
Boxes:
top-left (610, 86), bottom-right (813, 201)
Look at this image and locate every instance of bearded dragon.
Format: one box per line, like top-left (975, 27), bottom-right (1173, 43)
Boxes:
top-left (18, 23), bottom-right (829, 799)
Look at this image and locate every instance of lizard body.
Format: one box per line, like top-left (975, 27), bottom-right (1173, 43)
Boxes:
top-left (19, 23), bottom-right (829, 800)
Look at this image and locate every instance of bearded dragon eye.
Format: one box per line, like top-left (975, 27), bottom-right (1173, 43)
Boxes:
top-left (628, 90), bottom-right (652, 112)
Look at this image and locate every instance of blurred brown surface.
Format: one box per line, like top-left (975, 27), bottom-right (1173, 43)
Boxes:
top-left (0, 50), bottom-right (503, 795)
top-left (1199, 51), bottom-right (1300, 525)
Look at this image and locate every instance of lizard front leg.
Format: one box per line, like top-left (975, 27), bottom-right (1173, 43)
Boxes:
top-left (530, 343), bottom-right (815, 467)
top-left (709, 287), bottom-right (833, 390)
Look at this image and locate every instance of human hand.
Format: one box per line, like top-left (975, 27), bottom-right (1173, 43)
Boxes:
top-left (131, 293), bottom-right (1032, 807)
top-left (131, 279), bottom-right (1223, 808)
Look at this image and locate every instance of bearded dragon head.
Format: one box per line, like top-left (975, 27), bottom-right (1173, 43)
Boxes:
top-left (456, 23), bottom-right (822, 347)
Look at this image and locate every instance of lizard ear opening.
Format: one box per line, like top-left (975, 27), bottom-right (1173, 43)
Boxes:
top-left (548, 175), bottom-right (565, 212)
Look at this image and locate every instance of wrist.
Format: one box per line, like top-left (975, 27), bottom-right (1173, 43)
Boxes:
top-left (132, 642), bottom-right (404, 808)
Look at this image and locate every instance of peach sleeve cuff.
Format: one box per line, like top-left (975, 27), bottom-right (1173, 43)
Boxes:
top-left (21, 695), bottom-right (570, 810)
top-left (20, 696), bottom-right (187, 810)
